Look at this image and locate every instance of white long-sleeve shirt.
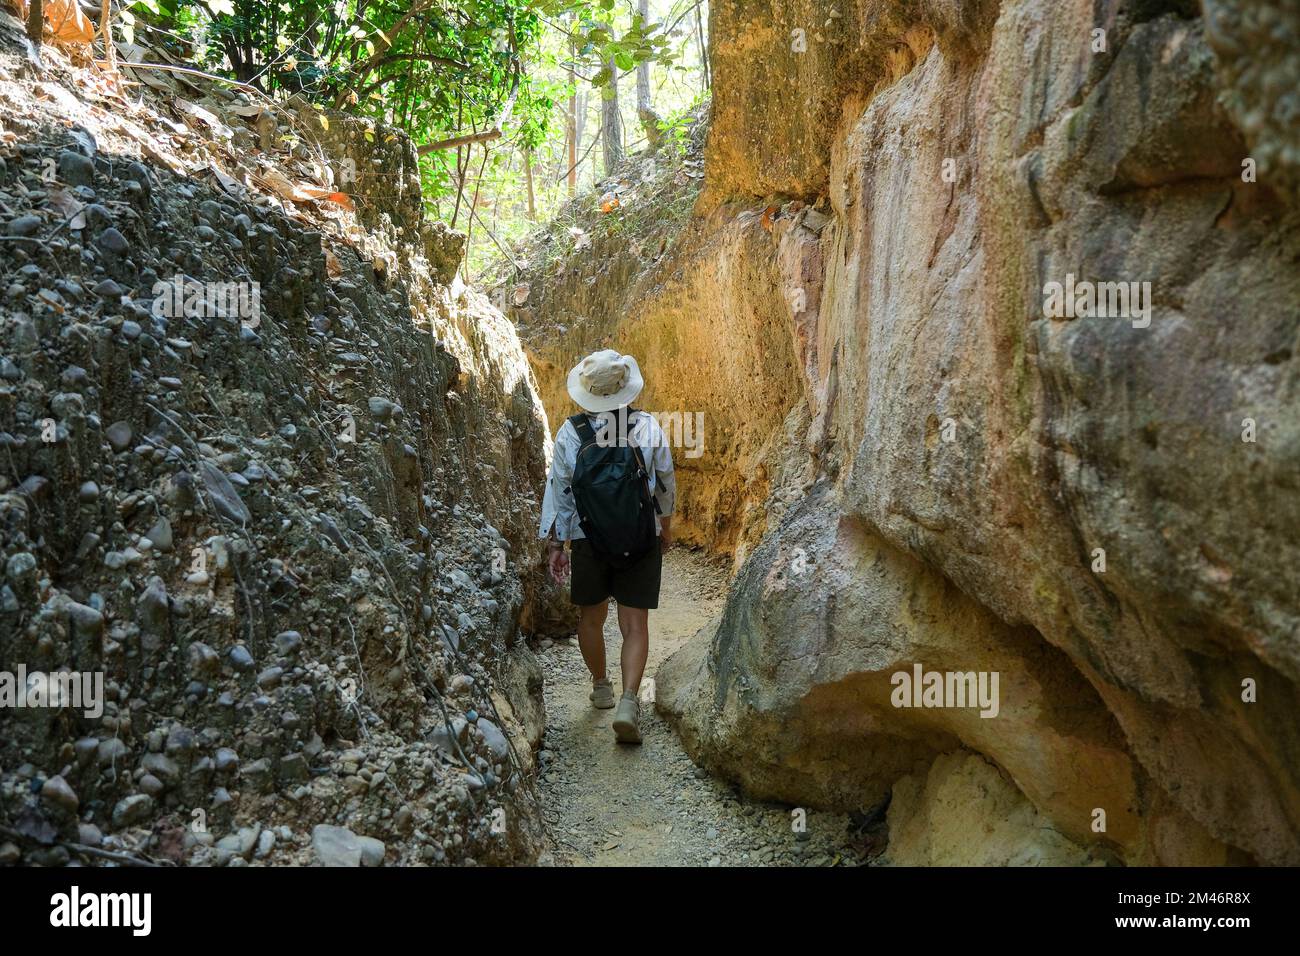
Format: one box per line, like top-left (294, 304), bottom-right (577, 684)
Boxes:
top-left (539, 410), bottom-right (676, 540)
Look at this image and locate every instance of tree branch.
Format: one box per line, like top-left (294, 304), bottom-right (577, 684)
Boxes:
top-left (417, 127), bottom-right (503, 154)
top-left (416, 65), bottom-right (519, 156)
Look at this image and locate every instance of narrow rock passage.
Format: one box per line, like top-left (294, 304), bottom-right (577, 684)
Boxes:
top-left (535, 549), bottom-right (871, 867)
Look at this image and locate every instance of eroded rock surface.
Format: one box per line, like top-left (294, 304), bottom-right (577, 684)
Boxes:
top-left (507, 0), bottom-right (1300, 865)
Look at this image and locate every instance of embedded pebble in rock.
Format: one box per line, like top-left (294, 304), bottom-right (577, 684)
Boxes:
top-left (358, 836), bottom-right (386, 867)
top-left (40, 775), bottom-right (79, 814)
top-left (188, 641), bottom-right (219, 676)
top-left (111, 794), bottom-right (154, 828)
top-left (6, 552), bottom-right (37, 585)
top-left (66, 602), bottom-right (103, 638)
top-left (96, 227), bottom-right (129, 255)
top-left (98, 738), bottom-right (129, 767)
top-left (214, 747), bottom-right (239, 772)
top-left (105, 421), bottom-right (133, 452)
top-left (145, 517), bottom-right (174, 552)
top-left (57, 150), bottom-right (95, 186)
top-left (228, 645), bottom-right (255, 671)
top-left (477, 719), bottom-right (509, 761)
top-left (6, 215), bottom-right (41, 237)
top-left (311, 824), bottom-right (382, 867)
top-left (136, 576), bottom-right (170, 627)
top-left (92, 278), bottom-right (124, 299)
top-left (215, 825), bottom-right (261, 864)
top-left (367, 397), bottom-right (401, 422)
top-left (273, 630), bottom-right (302, 656)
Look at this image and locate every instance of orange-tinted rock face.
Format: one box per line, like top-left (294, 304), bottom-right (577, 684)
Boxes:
top-left (621, 0), bottom-right (1300, 868)
top-left (508, 0), bottom-right (1300, 865)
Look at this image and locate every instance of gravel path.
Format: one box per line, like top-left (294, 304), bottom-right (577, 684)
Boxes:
top-left (535, 548), bottom-right (876, 867)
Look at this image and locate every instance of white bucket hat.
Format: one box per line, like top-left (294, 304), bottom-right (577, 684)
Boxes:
top-left (566, 349), bottom-right (644, 413)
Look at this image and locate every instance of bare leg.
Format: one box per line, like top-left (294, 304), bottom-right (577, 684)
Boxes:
top-left (616, 605), bottom-right (650, 695)
top-left (577, 602), bottom-right (609, 680)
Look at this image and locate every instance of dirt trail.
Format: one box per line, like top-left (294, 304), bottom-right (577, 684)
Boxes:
top-left (535, 549), bottom-right (872, 867)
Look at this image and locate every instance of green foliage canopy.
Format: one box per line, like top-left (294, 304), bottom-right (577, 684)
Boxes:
top-left (131, 0), bottom-right (681, 201)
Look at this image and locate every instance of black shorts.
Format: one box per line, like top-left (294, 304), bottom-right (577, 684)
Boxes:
top-left (570, 537), bottom-right (662, 609)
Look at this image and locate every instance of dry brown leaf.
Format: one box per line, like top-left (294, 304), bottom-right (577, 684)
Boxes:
top-left (568, 226), bottom-right (590, 252)
top-left (140, 140), bottom-right (186, 175)
top-left (324, 248), bottom-right (342, 278)
top-left (208, 164), bottom-right (245, 198)
top-left (176, 99), bottom-right (232, 140)
top-left (253, 166), bottom-right (311, 201)
top-left (47, 188), bottom-right (87, 229)
top-left (297, 186), bottom-right (355, 210)
top-left (254, 167), bottom-right (354, 208)
top-left (133, 68), bottom-right (178, 95)
top-left (45, 0), bottom-right (95, 45)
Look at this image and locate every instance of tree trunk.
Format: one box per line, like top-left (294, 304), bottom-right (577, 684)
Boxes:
top-left (25, 0), bottom-right (43, 52)
top-left (636, 0), bottom-right (662, 147)
top-left (566, 93), bottom-right (578, 196)
top-left (696, 5), bottom-right (711, 92)
top-left (575, 89), bottom-right (588, 153)
top-left (524, 149), bottom-right (536, 221)
top-left (601, 55), bottom-right (623, 175)
top-left (566, 18), bottom-right (578, 196)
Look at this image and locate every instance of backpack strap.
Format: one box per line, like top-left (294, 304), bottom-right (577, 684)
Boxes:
top-left (568, 413), bottom-right (597, 449)
top-left (570, 408), bottom-right (639, 447)
top-left (621, 416), bottom-right (661, 515)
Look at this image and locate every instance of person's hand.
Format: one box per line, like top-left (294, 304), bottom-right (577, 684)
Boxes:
top-left (547, 545), bottom-right (569, 584)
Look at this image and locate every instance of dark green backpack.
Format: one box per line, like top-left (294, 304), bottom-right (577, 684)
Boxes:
top-left (568, 410), bottom-right (658, 568)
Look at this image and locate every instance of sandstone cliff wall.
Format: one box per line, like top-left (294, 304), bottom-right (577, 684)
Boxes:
top-left (507, 0), bottom-right (1300, 865)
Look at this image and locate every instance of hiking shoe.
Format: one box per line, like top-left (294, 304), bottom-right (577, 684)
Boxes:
top-left (589, 677), bottom-right (615, 709)
top-left (612, 692), bottom-right (642, 745)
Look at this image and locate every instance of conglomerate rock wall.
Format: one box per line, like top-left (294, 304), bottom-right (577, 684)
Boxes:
top-left (0, 18), bottom-right (562, 866)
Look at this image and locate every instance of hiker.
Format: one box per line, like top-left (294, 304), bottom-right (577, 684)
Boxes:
top-left (539, 349), bottom-right (676, 745)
